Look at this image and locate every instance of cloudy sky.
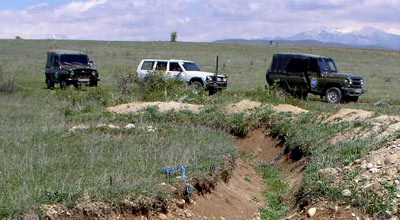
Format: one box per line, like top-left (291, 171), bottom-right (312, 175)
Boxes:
top-left (1, 0), bottom-right (399, 42)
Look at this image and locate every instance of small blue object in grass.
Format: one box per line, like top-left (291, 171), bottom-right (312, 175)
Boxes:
top-left (161, 164), bottom-right (192, 195)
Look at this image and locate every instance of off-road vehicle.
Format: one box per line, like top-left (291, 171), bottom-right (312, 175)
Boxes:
top-left (136, 59), bottom-right (227, 94)
top-left (266, 53), bottom-right (365, 103)
top-left (45, 50), bottom-right (99, 89)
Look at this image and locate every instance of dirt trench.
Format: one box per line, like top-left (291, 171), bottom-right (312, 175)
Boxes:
top-left (38, 129), bottom-right (295, 220)
top-left (142, 128), bottom-right (301, 220)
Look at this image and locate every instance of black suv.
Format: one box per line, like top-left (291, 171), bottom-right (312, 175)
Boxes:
top-left (266, 53), bottom-right (365, 103)
top-left (45, 50), bottom-right (99, 89)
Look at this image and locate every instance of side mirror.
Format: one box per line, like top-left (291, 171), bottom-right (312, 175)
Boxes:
top-left (89, 60), bottom-right (94, 67)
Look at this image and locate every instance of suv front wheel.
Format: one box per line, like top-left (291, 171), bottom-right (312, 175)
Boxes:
top-left (46, 78), bottom-right (54, 89)
top-left (190, 81), bottom-right (203, 91)
top-left (325, 87), bottom-right (342, 103)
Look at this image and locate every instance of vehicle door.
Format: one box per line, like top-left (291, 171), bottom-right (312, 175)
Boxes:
top-left (167, 61), bottom-right (183, 78)
top-left (285, 57), bottom-right (308, 92)
top-left (307, 58), bottom-right (321, 93)
top-left (46, 54), bottom-right (61, 81)
top-left (155, 61), bottom-right (168, 76)
top-left (45, 53), bottom-right (54, 78)
top-left (137, 60), bottom-right (155, 79)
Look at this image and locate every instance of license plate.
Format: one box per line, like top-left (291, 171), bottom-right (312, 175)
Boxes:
top-left (78, 78), bottom-right (90, 82)
top-left (354, 89), bottom-right (362, 93)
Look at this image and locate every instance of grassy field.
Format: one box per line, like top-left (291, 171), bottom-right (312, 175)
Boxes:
top-left (1, 39), bottom-right (400, 101)
top-left (0, 39), bottom-right (400, 217)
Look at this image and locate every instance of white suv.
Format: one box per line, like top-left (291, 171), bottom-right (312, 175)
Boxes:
top-left (136, 59), bottom-right (227, 94)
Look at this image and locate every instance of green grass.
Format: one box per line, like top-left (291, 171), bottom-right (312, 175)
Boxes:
top-left (260, 166), bottom-right (290, 220)
top-left (1, 39), bottom-right (400, 218)
top-left (0, 86), bottom-right (236, 216)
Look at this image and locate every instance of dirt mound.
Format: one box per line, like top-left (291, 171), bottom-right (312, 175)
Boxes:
top-left (107, 100), bottom-right (309, 117)
top-left (327, 108), bottom-right (400, 143)
top-left (223, 100), bottom-right (263, 114)
top-left (326, 108), bottom-right (375, 122)
top-left (107, 101), bottom-right (204, 114)
top-left (271, 104), bottom-right (309, 114)
top-left (223, 100), bottom-right (309, 115)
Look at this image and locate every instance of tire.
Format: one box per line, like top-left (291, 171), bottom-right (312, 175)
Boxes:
top-left (89, 80), bottom-right (98, 87)
top-left (325, 87), bottom-right (342, 103)
top-left (190, 81), bottom-right (203, 92)
top-left (46, 78), bottom-right (54, 89)
top-left (301, 91), bottom-right (308, 100)
top-left (208, 88), bottom-right (217, 96)
top-left (60, 80), bottom-right (67, 89)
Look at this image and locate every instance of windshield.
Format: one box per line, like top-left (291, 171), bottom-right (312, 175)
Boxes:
top-left (319, 58), bottom-right (337, 73)
top-left (60, 54), bottom-right (89, 66)
top-left (182, 62), bottom-right (201, 71)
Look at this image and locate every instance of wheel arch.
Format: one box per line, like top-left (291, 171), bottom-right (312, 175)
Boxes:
top-left (189, 77), bottom-right (204, 85)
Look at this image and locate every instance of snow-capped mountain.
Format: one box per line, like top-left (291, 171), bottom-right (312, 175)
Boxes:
top-left (274, 27), bottom-right (400, 50)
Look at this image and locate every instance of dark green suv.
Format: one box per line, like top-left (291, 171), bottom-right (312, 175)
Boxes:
top-left (45, 50), bottom-right (99, 89)
top-left (266, 53), bottom-right (365, 103)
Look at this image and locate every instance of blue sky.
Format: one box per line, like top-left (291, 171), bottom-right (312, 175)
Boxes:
top-left (0, 0), bottom-right (70, 10)
top-left (0, 0), bottom-right (399, 41)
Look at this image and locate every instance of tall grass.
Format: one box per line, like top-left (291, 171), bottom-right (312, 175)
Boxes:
top-left (0, 87), bottom-right (236, 217)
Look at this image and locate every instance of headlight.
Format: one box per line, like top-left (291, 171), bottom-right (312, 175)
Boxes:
top-left (360, 79), bottom-right (364, 85)
top-left (206, 76), bottom-right (213, 81)
top-left (92, 71), bottom-right (96, 76)
top-left (69, 70), bottom-right (74, 76)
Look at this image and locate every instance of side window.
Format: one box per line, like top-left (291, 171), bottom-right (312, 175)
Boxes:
top-left (309, 58), bottom-right (319, 72)
top-left (141, 61), bottom-right (155, 70)
top-left (51, 55), bottom-right (60, 67)
top-left (169, 62), bottom-right (182, 72)
top-left (155, 61), bottom-right (167, 71)
top-left (286, 58), bottom-right (307, 72)
top-left (46, 54), bottom-right (51, 68)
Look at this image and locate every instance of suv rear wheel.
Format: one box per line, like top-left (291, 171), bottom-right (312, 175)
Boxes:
top-left (60, 80), bottom-right (67, 89)
top-left (325, 87), bottom-right (342, 103)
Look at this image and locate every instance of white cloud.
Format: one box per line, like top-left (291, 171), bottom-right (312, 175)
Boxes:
top-left (58, 0), bottom-right (108, 13)
top-left (387, 28), bottom-right (400, 35)
top-left (0, 0), bottom-right (399, 41)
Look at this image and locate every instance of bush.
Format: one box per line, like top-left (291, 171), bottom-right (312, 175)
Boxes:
top-left (135, 71), bottom-right (203, 102)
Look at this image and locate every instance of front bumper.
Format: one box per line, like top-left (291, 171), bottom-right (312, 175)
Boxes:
top-left (342, 87), bottom-right (366, 96)
top-left (206, 82), bottom-right (227, 90)
top-left (66, 77), bottom-right (99, 84)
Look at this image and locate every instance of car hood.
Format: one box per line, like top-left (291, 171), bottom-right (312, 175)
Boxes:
top-left (60, 64), bottom-right (96, 71)
top-left (185, 71), bottom-right (226, 78)
top-left (329, 72), bottom-right (362, 79)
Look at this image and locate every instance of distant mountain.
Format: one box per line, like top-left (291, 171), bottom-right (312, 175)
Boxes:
top-left (279, 27), bottom-right (400, 49)
top-left (217, 27), bottom-right (400, 50)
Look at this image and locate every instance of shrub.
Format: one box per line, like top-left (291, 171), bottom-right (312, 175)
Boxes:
top-left (135, 71), bottom-right (203, 102)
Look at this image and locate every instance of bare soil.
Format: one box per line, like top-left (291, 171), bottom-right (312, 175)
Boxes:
top-left (106, 101), bottom-right (204, 114)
